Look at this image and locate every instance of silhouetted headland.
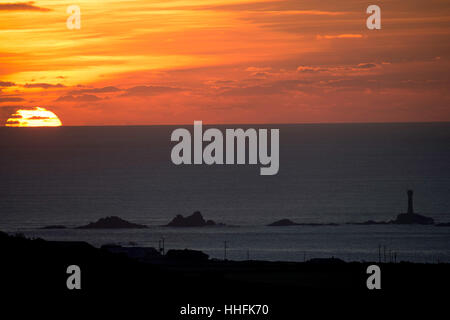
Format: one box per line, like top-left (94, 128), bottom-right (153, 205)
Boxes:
top-left (306, 257), bottom-right (346, 264)
top-left (2, 229), bottom-right (449, 308)
top-left (101, 245), bottom-right (209, 263)
top-left (166, 211), bottom-right (223, 227)
top-left (166, 249), bottom-right (209, 262)
top-left (101, 244), bottom-right (161, 260)
top-left (76, 216), bottom-right (148, 229)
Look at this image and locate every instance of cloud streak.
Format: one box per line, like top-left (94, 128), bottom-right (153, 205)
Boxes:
top-left (0, 2), bottom-right (51, 12)
top-left (56, 94), bottom-right (102, 102)
top-left (0, 96), bottom-right (24, 102)
top-left (23, 83), bottom-right (65, 89)
top-left (316, 34), bottom-right (363, 40)
top-left (121, 86), bottom-right (182, 97)
top-left (0, 81), bottom-right (16, 87)
top-left (68, 86), bottom-right (121, 95)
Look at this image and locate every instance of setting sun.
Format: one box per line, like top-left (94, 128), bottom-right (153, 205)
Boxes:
top-left (0, 1), bottom-right (449, 125)
top-left (5, 107), bottom-right (62, 127)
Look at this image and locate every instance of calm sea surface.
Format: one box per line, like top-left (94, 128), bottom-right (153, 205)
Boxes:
top-left (1, 123), bottom-right (449, 262)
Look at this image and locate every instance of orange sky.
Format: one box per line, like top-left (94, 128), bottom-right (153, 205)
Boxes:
top-left (1, 0), bottom-right (449, 125)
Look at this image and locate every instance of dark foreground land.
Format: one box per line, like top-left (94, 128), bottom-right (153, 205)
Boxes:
top-left (1, 231), bottom-right (448, 316)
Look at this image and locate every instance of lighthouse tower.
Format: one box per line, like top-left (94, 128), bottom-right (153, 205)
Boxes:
top-left (407, 190), bottom-right (414, 214)
top-left (393, 190), bottom-right (434, 224)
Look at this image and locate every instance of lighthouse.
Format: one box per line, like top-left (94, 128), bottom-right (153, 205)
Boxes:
top-left (392, 190), bottom-right (434, 225)
top-left (407, 190), bottom-right (414, 214)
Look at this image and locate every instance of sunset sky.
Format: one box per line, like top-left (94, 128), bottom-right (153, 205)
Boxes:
top-left (1, 0), bottom-right (449, 125)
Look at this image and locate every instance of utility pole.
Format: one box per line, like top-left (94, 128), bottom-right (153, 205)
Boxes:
top-left (224, 241), bottom-right (227, 261)
top-left (160, 236), bottom-right (165, 255)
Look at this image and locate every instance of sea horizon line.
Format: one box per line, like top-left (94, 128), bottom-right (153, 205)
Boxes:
top-left (2, 120), bottom-right (450, 128)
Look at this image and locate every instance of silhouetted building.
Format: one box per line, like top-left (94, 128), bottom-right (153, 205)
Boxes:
top-left (166, 249), bottom-right (209, 261)
top-left (101, 244), bottom-right (161, 261)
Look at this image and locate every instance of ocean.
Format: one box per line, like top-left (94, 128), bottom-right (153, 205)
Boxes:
top-left (1, 123), bottom-right (449, 262)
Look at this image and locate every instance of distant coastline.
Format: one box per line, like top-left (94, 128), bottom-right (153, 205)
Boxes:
top-left (40, 211), bottom-right (449, 230)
